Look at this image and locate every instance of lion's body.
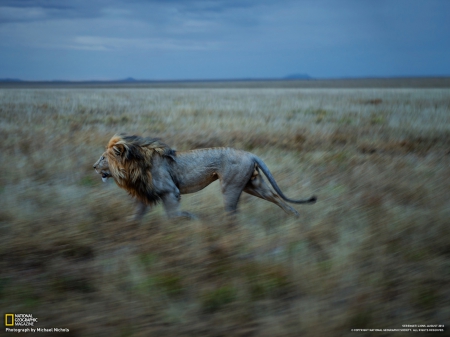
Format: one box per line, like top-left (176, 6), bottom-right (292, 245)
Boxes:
top-left (93, 135), bottom-right (316, 220)
top-left (171, 148), bottom-right (252, 194)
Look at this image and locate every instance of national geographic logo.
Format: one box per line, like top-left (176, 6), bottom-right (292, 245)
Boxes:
top-left (4, 314), bottom-right (70, 333)
top-left (5, 314), bottom-right (38, 326)
top-left (5, 314), bottom-right (14, 326)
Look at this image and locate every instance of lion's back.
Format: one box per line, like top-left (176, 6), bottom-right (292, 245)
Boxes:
top-left (170, 148), bottom-right (254, 194)
top-left (176, 147), bottom-right (252, 168)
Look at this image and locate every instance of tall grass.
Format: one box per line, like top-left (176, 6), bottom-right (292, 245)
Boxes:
top-left (1, 87), bottom-right (449, 336)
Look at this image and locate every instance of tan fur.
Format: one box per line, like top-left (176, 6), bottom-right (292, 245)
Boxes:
top-left (94, 134), bottom-right (316, 220)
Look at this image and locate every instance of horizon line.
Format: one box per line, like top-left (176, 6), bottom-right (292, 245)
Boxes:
top-left (2, 75), bottom-right (450, 83)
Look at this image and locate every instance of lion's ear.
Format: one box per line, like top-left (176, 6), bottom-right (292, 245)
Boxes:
top-left (113, 144), bottom-right (126, 157)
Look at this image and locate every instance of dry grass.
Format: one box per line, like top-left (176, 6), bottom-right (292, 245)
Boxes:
top-left (1, 86), bottom-right (449, 336)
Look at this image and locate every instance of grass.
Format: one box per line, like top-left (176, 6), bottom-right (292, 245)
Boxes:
top-left (0, 84), bottom-right (449, 336)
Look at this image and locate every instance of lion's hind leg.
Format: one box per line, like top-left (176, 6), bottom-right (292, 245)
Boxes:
top-left (219, 170), bottom-right (252, 227)
top-left (243, 169), bottom-right (299, 217)
top-left (219, 161), bottom-right (256, 215)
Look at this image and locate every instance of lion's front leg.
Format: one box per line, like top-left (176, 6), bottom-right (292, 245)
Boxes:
top-left (161, 192), bottom-right (196, 220)
top-left (125, 201), bottom-right (148, 226)
top-left (134, 201), bottom-right (148, 222)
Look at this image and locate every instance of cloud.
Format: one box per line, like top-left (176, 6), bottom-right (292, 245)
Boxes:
top-left (0, 0), bottom-right (266, 23)
top-left (0, 6), bottom-right (48, 22)
top-left (0, 0), bottom-right (258, 52)
top-left (0, 0), bottom-right (449, 79)
top-left (0, 0), bottom-right (123, 23)
top-left (70, 35), bottom-right (219, 51)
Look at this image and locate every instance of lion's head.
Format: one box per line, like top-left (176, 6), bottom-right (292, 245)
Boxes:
top-left (93, 134), bottom-right (176, 204)
top-left (93, 153), bottom-right (111, 182)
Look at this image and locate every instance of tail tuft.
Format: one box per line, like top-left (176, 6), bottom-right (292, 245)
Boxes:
top-left (308, 196), bottom-right (317, 203)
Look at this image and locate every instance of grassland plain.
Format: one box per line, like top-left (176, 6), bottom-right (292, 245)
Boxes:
top-left (0, 85), bottom-right (449, 336)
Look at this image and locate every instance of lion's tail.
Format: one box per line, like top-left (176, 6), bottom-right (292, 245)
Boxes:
top-left (253, 157), bottom-right (317, 204)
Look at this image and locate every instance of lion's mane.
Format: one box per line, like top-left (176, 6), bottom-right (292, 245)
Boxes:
top-left (105, 134), bottom-right (176, 205)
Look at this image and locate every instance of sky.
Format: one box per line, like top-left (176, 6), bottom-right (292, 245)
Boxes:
top-left (0, 0), bottom-right (449, 81)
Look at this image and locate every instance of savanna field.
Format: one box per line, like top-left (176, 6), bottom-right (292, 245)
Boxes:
top-left (1, 82), bottom-right (449, 336)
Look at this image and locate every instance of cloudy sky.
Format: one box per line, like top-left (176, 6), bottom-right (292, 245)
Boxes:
top-left (0, 0), bottom-right (449, 81)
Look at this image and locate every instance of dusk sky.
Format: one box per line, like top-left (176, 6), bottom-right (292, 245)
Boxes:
top-left (1, 0), bottom-right (449, 81)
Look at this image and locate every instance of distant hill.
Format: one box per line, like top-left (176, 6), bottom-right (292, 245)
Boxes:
top-left (3, 77), bottom-right (450, 89)
top-left (118, 77), bottom-right (138, 82)
top-left (0, 78), bottom-right (23, 82)
top-left (284, 74), bottom-right (312, 80)
top-left (1, 76), bottom-right (314, 83)
top-left (0, 78), bottom-right (139, 83)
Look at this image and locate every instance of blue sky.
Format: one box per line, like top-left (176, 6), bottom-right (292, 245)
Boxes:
top-left (0, 0), bottom-right (449, 80)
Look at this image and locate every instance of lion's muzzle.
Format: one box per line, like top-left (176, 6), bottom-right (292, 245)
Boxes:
top-left (93, 157), bottom-right (111, 183)
top-left (100, 172), bottom-right (111, 182)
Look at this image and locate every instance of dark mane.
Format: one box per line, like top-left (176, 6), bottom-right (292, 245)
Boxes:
top-left (119, 135), bottom-right (176, 161)
top-left (106, 134), bottom-right (176, 205)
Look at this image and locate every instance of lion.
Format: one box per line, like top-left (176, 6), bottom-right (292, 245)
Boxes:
top-left (93, 134), bottom-right (316, 221)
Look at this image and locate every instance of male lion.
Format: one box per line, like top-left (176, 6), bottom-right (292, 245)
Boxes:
top-left (93, 134), bottom-right (316, 221)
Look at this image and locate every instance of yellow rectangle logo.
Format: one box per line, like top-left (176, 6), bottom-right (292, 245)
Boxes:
top-left (5, 314), bottom-right (14, 326)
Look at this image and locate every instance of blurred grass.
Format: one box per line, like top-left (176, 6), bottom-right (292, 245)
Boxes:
top-left (0, 86), bottom-right (449, 336)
